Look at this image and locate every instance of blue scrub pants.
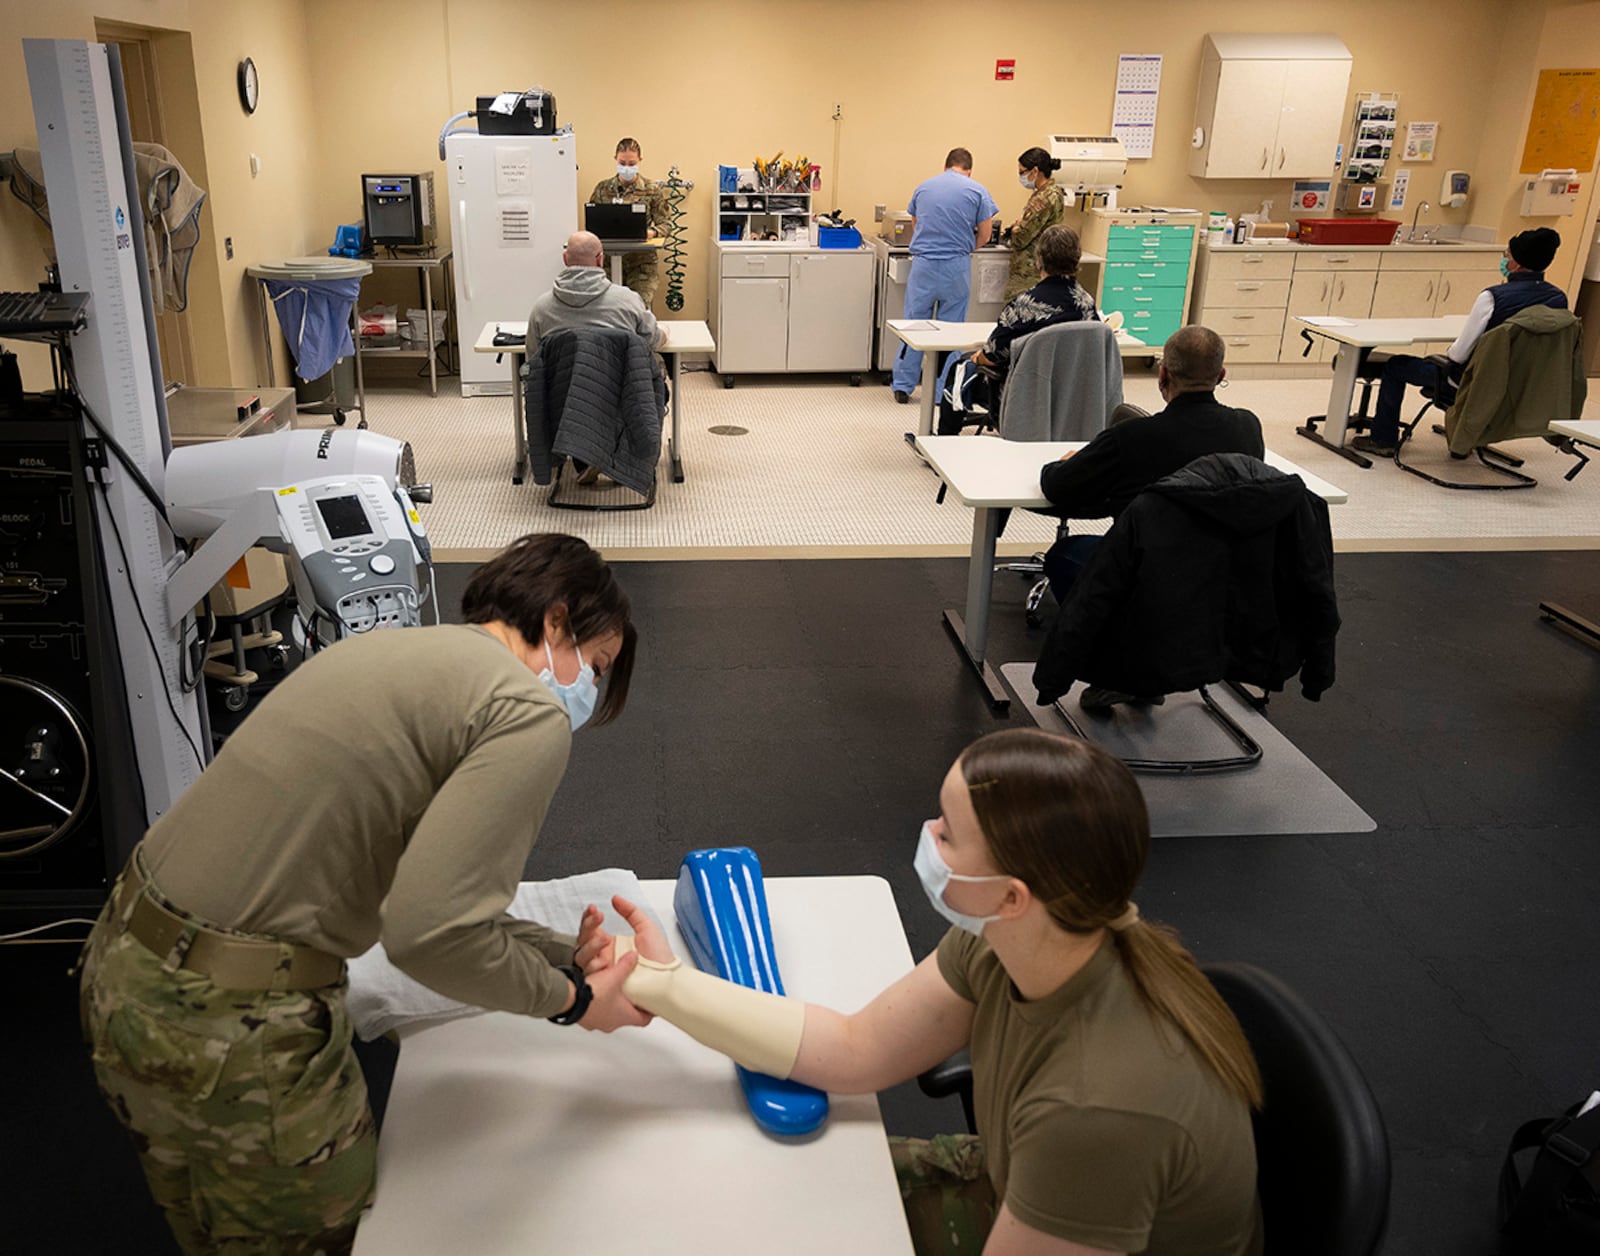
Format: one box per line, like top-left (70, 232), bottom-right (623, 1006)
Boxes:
top-left (892, 254), bottom-right (973, 395)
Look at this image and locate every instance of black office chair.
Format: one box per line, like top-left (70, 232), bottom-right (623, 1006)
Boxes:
top-left (917, 962), bottom-right (1391, 1256)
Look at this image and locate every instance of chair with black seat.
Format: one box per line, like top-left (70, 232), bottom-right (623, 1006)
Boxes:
top-left (989, 319), bottom-right (1124, 625)
top-left (1032, 452), bottom-right (1339, 775)
top-left (524, 325), bottom-right (667, 512)
top-left (917, 962), bottom-right (1391, 1256)
top-left (1392, 308), bottom-right (1588, 489)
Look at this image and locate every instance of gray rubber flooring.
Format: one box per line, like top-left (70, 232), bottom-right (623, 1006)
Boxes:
top-left (998, 663), bottom-right (1377, 837)
top-left (7, 550), bottom-right (1600, 1256)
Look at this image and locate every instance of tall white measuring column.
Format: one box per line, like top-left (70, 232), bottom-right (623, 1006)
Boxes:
top-left (24, 39), bottom-right (205, 823)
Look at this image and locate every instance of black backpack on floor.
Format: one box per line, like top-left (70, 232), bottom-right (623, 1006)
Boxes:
top-left (1498, 1098), bottom-right (1600, 1254)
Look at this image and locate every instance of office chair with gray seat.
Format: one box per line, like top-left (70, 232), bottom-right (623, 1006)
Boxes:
top-left (918, 962), bottom-right (1391, 1256)
top-left (989, 319), bottom-right (1124, 625)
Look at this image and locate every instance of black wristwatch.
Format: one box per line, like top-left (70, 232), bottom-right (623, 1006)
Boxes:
top-left (546, 964), bottom-right (593, 1026)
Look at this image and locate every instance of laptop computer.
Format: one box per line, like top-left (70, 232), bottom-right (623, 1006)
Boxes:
top-left (584, 202), bottom-right (650, 242)
top-left (0, 290), bottom-right (90, 336)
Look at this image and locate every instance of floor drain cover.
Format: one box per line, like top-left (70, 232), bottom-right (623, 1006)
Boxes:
top-left (707, 424), bottom-right (749, 436)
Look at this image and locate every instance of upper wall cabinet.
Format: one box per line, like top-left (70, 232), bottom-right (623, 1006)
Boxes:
top-left (1189, 34), bottom-right (1352, 180)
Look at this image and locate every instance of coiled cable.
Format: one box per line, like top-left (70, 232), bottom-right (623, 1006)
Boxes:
top-left (663, 165), bottom-right (694, 312)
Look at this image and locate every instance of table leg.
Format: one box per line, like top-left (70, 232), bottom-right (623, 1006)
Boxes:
top-left (918, 349), bottom-right (938, 437)
top-left (1296, 343), bottom-right (1373, 469)
top-left (941, 506), bottom-right (1010, 712)
top-left (610, 254), bottom-right (624, 286)
top-left (1539, 601), bottom-right (1600, 650)
top-left (668, 350), bottom-right (685, 483)
top-left (511, 351), bottom-right (527, 485)
top-left (351, 307), bottom-right (367, 428)
top-left (423, 266), bottom-right (438, 397)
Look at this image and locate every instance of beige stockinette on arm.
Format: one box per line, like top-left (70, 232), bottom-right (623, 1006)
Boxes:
top-left (614, 936), bottom-right (806, 1079)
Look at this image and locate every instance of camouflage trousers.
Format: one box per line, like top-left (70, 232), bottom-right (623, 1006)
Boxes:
top-left (621, 255), bottom-right (660, 308)
top-left (889, 1134), bottom-right (998, 1255)
top-left (78, 878), bottom-right (375, 1254)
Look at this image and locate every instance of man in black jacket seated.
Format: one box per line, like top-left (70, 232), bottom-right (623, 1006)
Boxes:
top-left (1040, 325), bottom-right (1263, 591)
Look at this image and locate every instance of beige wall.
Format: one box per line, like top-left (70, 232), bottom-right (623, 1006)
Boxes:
top-left (1471, 0), bottom-right (1600, 298)
top-left (4, 0), bottom-right (1597, 388)
top-left (0, 0), bottom-right (317, 389)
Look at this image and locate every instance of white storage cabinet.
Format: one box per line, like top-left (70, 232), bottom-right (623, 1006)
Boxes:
top-left (1189, 34), bottom-right (1352, 180)
top-left (708, 244), bottom-right (875, 385)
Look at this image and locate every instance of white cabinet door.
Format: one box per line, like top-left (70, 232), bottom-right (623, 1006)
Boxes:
top-left (1283, 270), bottom-right (1335, 361)
top-left (787, 253), bottom-right (872, 371)
top-left (1434, 269), bottom-right (1497, 316)
top-left (717, 277), bottom-right (789, 372)
top-left (1274, 58), bottom-right (1352, 177)
top-left (1370, 270), bottom-right (1439, 319)
top-left (1329, 269), bottom-right (1377, 318)
top-left (1203, 60), bottom-right (1287, 178)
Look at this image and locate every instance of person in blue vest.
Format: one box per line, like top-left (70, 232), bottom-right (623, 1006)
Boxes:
top-left (891, 148), bottom-right (999, 404)
top-left (1352, 227), bottom-right (1567, 456)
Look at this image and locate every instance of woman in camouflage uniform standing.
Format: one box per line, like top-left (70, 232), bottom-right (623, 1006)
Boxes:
top-left (588, 137), bottom-right (673, 309)
top-left (1003, 147), bottom-right (1067, 302)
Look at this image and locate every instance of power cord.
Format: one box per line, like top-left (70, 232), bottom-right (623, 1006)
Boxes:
top-left (61, 350), bottom-right (178, 538)
top-left (0, 918), bottom-right (99, 943)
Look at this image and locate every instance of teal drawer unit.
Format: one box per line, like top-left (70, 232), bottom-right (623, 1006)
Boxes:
top-left (1099, 224), bottom-right (1194, 346)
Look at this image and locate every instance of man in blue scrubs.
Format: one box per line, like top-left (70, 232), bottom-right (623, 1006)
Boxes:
top-left (892, 148), bottom-right (999, 403)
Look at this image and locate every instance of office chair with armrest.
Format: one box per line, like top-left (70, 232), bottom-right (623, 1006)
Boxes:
top-left (990, 320), bottom-right (1124, 625)
top-left (916, 963), bottom-right (1391, 1256)
top-left (1393, 310), bottom-right (1587, 490)
top-left (524, 326), bottom-right (666, 511)
top-left (1033, 453), bottom-right (1338, 775)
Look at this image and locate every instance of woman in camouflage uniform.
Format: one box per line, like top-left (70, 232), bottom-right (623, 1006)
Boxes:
top-left (1004, 147), bottom-right (1067, 302)
top-left (588, 137), bottom-right (673, 308)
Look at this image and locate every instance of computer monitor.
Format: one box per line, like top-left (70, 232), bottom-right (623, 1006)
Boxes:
top-left (584, 202), bottom-right (650, 241)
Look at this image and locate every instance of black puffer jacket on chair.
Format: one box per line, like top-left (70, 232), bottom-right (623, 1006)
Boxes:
top-left (1033, 453), bottom-right (1340, 705)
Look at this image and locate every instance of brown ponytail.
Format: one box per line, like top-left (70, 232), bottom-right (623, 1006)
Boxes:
top-left (960, 730), bottom-right (1263, 1110)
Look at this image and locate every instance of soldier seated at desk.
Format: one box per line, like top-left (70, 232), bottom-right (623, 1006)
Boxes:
top-left (937, 225), bottom-right (1100, 435)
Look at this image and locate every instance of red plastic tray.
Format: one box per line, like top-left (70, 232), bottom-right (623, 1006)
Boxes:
top-left (1294, 217), bottom-right (1401, 245)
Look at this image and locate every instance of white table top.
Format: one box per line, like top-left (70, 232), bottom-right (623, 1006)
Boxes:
top-left (474, 319), bottom-right (715, 355)
top-left (914, 434), bottom-right (1348, 507)
top-left (1549, 420), bottom-right (1600, 447)
top-left (1294, 315), bottom-right (1467, 347)
top-left (353, 876), bottom-right (916, 1256)
top-left (887, 318), bottom-right (1147, 355)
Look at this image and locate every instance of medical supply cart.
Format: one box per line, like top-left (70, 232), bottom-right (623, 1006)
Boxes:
top-left (1072, 209), bottom-right (1204, 350)
top-left (708, 242), bottom-right (874, 386)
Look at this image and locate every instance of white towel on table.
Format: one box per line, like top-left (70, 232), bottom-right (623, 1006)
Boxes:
top-left (346, 868), bottom-right (664, 1040)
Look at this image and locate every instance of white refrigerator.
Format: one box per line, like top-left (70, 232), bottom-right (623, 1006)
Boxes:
top-left (445, 130), bottom-right (578, 396)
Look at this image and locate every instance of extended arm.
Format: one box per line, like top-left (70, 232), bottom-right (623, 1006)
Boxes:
top-left (984, 1206), bottom-right (1123, 1256)
top-left (1447, 289), bottom-right (1493, 364)
top-left (587, 899), bottom-right (973, 1091)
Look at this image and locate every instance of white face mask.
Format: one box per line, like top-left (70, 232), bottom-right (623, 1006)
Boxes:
top-left (1018, 172), bottom-right (1035, 188)
top-left (617, 164), bottom-right (639, 182)
top-left (913, 822), bottom-right (1008, 936)
top-left (538, 638), bottom-right (599, 732)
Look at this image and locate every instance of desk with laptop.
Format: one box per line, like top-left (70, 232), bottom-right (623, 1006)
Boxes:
top-left (585, 201), bottom-right (663, 288)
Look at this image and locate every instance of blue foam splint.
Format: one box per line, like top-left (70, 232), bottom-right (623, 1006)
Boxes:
top-left (674, 848), bottom-right (829, 1137)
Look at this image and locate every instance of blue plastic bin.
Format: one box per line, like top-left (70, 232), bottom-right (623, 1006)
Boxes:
top-left (817, 226), bottom-right (861, 249)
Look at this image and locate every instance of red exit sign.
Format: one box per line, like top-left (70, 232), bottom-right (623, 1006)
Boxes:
top-left (996, 60), bottom-right (1015, 81)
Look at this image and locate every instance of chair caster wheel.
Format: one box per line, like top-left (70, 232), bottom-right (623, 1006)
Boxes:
top-left (332, 408), bottom-right (347, 426)
top-left (223, 686), bottom-right (248, 712)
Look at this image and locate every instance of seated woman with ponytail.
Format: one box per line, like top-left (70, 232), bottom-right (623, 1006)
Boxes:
top-left (577, 729), bottom-right (1262, 1256)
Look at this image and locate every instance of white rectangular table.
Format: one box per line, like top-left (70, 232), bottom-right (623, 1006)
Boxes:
top-left (353, 876), bottom-right (916, 1255)
top-left (888, 318), bottom-right (1147, 438)
top-left (1293, 315), bottom-right (1467, 467)
top-left (914, 434), bottom-right (1348, 710)
top-left (474, 319), bottom-right (715, 485)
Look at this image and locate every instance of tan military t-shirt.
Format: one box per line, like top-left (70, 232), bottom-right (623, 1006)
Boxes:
top-left (937, 929), bottom-right (1263, 1255)
top-left (141, 624), bottom-right (578, 1018)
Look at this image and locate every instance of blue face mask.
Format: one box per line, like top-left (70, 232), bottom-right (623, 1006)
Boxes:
top-left (913, 822), bottom-right (1008, 936)
top-left (617, 165), bottom-right (639, 182)
top-left (1500, 256), bottom-right (1511, 278)
top-left (539, 638), bottom-right (599, 732)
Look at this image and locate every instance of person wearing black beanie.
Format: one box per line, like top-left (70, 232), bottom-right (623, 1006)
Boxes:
top-left (1353, 227), bottom-right (1569, 456)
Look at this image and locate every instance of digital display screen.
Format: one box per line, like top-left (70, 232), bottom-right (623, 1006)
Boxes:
top-left (315, 494), bottom-right (371, 540)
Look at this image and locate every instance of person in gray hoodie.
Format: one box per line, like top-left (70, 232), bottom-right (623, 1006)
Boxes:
top-left (525, 231), bottom-right (665, 359)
